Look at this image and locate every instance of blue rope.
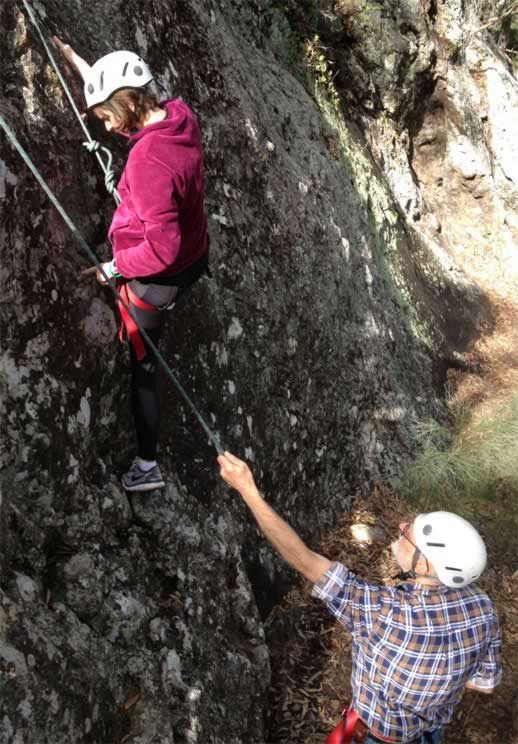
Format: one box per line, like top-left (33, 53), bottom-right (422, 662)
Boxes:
top-left (21, 0), bottom-right (121, 204)
top-left (0, 112), bottom-right (224, 455)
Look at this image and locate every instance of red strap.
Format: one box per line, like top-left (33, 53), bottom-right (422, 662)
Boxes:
top-left (343, 708), bottom-right (359, 744)
top-left (117, 282), bottom-right (157, 361)
top-left (125, 284), bottom-right (156, 312)
top-left (324, 707), bottom-right (359, 744)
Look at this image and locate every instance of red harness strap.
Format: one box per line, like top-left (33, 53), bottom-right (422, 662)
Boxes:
top-left (325, 707), bottom-right (359, 744)
top-left (117, 282), bottom-right (157, 361)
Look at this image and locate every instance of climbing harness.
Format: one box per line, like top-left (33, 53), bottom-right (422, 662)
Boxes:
top-left (20, 0), bottom-right (121, 204)
top-left (117, 282), bottom-right (157, 362)
top-left (325, 706), bottom-right (436, 744)
top-left (325, 706), bottom-right (361, 744)
top-left (0, 112), bottom-right (224, 456)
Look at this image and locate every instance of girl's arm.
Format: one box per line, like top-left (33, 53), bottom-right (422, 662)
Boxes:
top-left (52, 37), bottom-right (91, 81)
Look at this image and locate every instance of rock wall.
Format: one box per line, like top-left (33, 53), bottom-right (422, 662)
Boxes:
top-left (320, 0), bottom-right (518, 294)
top-left (0, 1), bottom-right (515, 742)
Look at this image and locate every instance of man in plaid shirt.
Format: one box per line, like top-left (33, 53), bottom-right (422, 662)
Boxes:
top-left (218, 452), bottom-right (502, 744)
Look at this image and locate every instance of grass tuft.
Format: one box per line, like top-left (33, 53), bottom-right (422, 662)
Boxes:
top-left (401, 394), bottom-right (518, 521)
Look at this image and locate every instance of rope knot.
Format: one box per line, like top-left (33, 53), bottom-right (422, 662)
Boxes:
top-left (82, 139), bottom-right (101, 153)
top-left (82, 140), bottom-right (119, 198)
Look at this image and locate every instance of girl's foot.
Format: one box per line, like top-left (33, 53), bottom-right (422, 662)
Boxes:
top-left (121, 458), bottom-right (165, 492)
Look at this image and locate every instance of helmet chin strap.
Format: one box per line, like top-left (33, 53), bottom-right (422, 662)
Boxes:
top-left (393, 546), bottom-right (437, 582)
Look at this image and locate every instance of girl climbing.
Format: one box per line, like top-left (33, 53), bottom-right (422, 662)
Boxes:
top-left (54, 38), bottom-right (210, 492)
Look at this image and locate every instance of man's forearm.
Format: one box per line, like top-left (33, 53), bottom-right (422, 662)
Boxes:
top-left (240, 485), bottom-right (331, 583)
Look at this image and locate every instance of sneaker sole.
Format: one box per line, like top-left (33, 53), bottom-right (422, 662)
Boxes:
top-left (122, 480), bottom-right (166, 492)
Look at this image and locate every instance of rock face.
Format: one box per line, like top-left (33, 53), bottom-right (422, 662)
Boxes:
top-left (0, 1), bottom-right (516, 742)
top-left (324, 0), bottom-right (518, 295)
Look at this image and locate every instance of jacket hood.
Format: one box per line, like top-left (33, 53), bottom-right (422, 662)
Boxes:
top-left (128, 99), bottom-right (189, 144)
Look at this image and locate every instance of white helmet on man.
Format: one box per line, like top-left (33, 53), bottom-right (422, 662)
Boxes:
top-left (413, 511), bottom-right (487, 588)
top-left (84, 51), bottom-right (153, 109)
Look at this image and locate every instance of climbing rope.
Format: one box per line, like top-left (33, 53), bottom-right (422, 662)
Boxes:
top-left (21, 0), bottom-right (121, 204)
top-left (0, 112), bottom-right (224, 455)
top-left (82, 140), bottom-right (119, 196)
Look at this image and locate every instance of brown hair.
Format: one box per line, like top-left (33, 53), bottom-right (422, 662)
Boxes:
top-left (93, 87), bottom-right (159, 132)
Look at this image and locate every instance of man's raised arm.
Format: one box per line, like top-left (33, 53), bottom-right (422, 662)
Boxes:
top-left (218, 452), bottom-right (332, 584)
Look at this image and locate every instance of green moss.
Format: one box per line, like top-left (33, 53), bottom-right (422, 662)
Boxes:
top-left (269, 2), bottom-right (443, 352)
top-left (304, 36), bottom-right (341, 110)
top-left (313, 89), bottom-right (437, 348)
top-left (268, 7), bottom-right (306, 78)
top-left (272, 0), bottom-right (319, 38)
top-left (358, 0), bottom-right (382, 26)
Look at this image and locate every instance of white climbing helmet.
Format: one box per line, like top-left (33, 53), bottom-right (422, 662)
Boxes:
top-left (84, 51), bottom-right (153, 109)
top-left (413, 511), bottom-right (487, 589)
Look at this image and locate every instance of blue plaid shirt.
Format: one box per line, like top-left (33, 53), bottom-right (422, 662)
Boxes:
top-left (313, 562), bottom-right (502, 741)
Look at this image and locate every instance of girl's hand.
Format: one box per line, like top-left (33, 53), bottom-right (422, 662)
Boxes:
top-left (217, 452), bottom-right (259, 497)
top-left (52, 37), bottom-right (92, 81)
top-left (96, 264), bottom-right (111, 285)
top-left (80, 264), bottom-right (112, 285)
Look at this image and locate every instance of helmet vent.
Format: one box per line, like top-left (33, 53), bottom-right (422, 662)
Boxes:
top-left (423, 524), bottom-right (433, 535)
top-left (445, 566), bottom-right (462, 571)
top-left (87, 83), bottom-right (95, 94)
top-left (426, 542), bottom-right (445, 547)
top-left (100, 71), bottom-right (104, 91)
top-left (452, 576), bottom-right (464, 584)
top-left (134, 65), bottom-right (143, 76)
top-left (122, 62), bottom-right (129, 77)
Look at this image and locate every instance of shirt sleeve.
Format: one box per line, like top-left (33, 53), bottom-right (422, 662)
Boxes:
top-left (468, 612), bottom-right (503, 690)
top-left (312, 561), bottom-right (382, 634)
top-left (115, 156), bottom-right (181, 278)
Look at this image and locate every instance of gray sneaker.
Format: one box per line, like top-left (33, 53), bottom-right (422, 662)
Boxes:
top-left (121, 459), bottom-right (165, 492)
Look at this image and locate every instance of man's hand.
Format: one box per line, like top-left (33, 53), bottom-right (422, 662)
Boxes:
top-left (218, 452), bottom-right (258, 497)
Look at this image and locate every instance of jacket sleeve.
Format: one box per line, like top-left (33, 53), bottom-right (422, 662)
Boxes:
top-left (114, 156), bottom-right (181, 278)
top-left (467, 612), bottom-right (503, 691)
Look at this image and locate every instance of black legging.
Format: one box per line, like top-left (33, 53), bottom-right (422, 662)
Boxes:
top-left (126, 252), bottom-right (209, 461)
top-left (128, 281), bottom-right (179, 461)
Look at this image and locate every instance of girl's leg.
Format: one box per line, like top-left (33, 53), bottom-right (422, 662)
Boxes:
top-left (128, 281), bottom-right (179, 461)
top-left (129, 323), bottom-right (162, 461)
top-left (121, 281), bottom-right (178, 492)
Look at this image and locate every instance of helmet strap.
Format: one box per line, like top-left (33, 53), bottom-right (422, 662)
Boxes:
top-left (393, 547), bottom-right (435, 583)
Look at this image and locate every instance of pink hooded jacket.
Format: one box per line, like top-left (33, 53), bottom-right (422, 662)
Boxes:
top-left (108, 99), bottom-right (208, 279)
